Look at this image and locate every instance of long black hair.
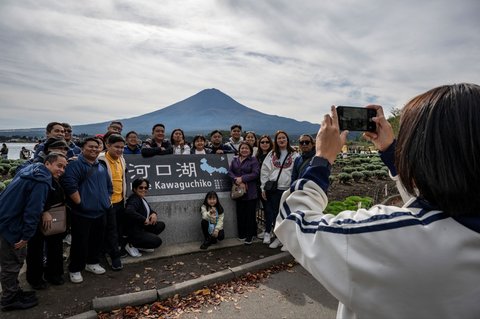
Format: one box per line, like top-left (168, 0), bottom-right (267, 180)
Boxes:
top-left (202, 191), bottom-right (224, 214)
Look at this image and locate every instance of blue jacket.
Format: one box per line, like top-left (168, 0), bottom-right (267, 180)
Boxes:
top-left (67, 141), bottom-right (82, 159)
top-left (291, 149), bottom-right (316, 182)
top-left (0, 163), bottom-right (52, 244)
top-left (61, 154), bottom-right (113, 218)
top-left (124, 145), bottom-right (142, 155)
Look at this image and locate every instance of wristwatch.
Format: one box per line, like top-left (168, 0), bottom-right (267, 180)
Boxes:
top-left (310, 156), bottom-right (331, 170)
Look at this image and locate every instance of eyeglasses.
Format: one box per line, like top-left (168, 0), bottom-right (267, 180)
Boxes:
top-left (65, 129), bottom-right (72, 133)
top-left (299, 141), bottom-right (311, 145)
top-left (260, 141), bottom-right (270, 144)
top-left (138, 186), bottom-right (149, 190)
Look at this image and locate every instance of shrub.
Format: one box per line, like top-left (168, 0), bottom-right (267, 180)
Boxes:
top-left (351, 158), bottom-right (362, 165)
top-left (0, 181), bottom-right (5, 192)
top-left (342, 166), bottom-right (356, 174)
top-left (359, 156), bottom-right (373, 163)
top-left (3, 179), bottom-right (12, 187)
top-left (329, 175), bottom-right (336, 185)
top-left (374, 170), bottom-right (388, 179)
top-left (344, 196), bottom-right (373, 209)
top-left (364, 164), bottom-right (377, 171)
top-left (338, 173), bottom-right (352, 184)
top-left (351, 171), bottom-right (364, 182)
top-left (8, 166), bottom-right (18, 178)
top-left (361, 170), bottom-right (374, 180)
top-left (324, 196), bottom-right (374, 215)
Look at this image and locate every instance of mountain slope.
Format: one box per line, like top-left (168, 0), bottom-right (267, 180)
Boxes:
top-left (0, 89), bottom-right (320, 136)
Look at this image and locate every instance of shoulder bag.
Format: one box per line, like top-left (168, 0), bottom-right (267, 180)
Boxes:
top-left (41, 204), bottom-right (67, 236)
top-left (264, 154), bottom-right (289, 193)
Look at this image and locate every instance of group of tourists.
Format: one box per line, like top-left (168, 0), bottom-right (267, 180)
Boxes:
top-left (2, 83), bottom-right (477, 318)
top-left (0, 119), bottom-right (314, 311)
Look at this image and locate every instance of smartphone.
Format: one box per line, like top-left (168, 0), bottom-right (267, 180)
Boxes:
top-left (336, 106), bottom-right (377, 132)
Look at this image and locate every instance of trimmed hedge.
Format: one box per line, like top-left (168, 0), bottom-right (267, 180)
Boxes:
top-left (325, 196), bottom-right (374, 215)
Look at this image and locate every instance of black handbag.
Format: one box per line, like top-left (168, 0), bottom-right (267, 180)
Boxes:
top-left (264, 155), bottom-right (289, 193)
top-left (264, 180), bottom-right (277, 192)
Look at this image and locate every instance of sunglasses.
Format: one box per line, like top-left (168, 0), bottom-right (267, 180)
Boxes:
top-left (65, 129), bottom-right (72, 133)
top-left (299, 141), bottom-right (311, 145)
top-left (260, 141), bottom-right (270, 144)
top-left (137, 186), bottom-right (149, 190)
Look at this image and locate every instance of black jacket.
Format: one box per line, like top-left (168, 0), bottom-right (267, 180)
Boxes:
top-left (124, 193), bottom-right (158, 234)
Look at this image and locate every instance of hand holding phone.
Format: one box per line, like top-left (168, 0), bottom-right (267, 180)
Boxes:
top-left (336, 106), bottom-right (377, 132)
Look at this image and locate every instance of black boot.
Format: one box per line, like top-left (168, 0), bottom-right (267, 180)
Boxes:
top-left (1, 292), bottom-right (38, 312)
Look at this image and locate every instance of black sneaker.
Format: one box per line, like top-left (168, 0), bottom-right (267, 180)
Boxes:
top-left (244, 237), bottom-right (253, 245)
top-left (111, 257), bottom-right (123, 271)
top-left (200, 241), bottom-right (210, 250)
top-left (1, 293), bottom-right (38, 312)
top-left (119, 248), bottom-right (128, 258)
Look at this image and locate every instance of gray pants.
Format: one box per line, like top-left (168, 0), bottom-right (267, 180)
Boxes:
top-left (0, 235), bottom-right (26, 302)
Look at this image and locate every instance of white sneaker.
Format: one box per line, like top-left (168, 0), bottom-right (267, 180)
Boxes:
top-left (137, 248), bottom-right (154, 253)
top-left (257, 231), bottom-right (265, 239)
top-left (263, 232), bottom-right (271, 244)
top-left (85, 264), bottom-right (106, 275)
top-left (125, 244), bottom-right (142, 257)
top-left (269, 238), bottom-right (283, 249)
top-left (69, 272), bottom-right (83, 283)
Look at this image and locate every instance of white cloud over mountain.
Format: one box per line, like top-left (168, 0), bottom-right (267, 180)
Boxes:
top-left (0, 0), bottom-right (479, 129)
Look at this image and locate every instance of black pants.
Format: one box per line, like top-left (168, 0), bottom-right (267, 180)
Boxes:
top-left (235, 198), bottom-right (257, 239)
top-left (0, 236), bottom-right (27, 302)
top-left (103, 202), bottom-right (124, 259)
top-left (201, 219), bottom-right (225, 242)
top-left (128, 222), bottom-right (165, 249)
top-left (26, 228), bottom-right (64, 284)
top-left (69, 213), bottom-right (105, 273)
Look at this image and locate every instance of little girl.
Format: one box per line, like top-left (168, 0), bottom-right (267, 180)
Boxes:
top-left (200, 191), bottom-right (225, 249)
top-left (191, 135), bottom-right (212, 154)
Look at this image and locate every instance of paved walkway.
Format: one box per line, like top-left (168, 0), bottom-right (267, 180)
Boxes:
top-left (1, 239), bottom-right (339, 318)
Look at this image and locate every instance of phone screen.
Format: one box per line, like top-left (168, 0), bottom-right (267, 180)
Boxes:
top-left (337, 106), bottom-right (376, 132)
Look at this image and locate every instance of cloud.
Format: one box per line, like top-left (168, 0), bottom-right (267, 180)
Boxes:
top-left (0, 0), bottom-right (479, 129)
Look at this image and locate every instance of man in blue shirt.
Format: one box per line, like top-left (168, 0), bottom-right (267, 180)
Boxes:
top-left (61, 137), bottom-right (113, 284)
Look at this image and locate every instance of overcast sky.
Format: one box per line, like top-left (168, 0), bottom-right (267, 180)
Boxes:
top-left (0, 0), bottom-right (479, 129)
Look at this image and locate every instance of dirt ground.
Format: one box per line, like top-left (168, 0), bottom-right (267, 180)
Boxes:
top-left (3, 176), bottom-right (401, 318)
top-left (3, 244), bottom-right (282, 319)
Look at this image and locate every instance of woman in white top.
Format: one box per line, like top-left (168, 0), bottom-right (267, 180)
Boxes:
top-left (260, 130), bottom-right (298, 247)
top-left (244, 131), bottom-right (258, 155)
top-left (170, 128), bottom-right (191, 155)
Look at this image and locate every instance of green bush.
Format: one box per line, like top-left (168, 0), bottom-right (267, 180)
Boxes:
top-left (338, 173), bottom-right (352, 184)
top-left (374, 170), bottom-right (388, 179)
top-left (361, 170), bottom-right (374, 180)
top-left (3, 179), bottom-right (12, 187)
top-left (351, 158), bottom-right (362, 165)
top-left (8, 166), bottom-right (18, 178)
top-left (342, 166), bottom-right (357, 174)
top-left (329, 175), bottom-right (336, 184)
top-left (325, 196), bottom-right (374, 215)
top-left (0, 181), bottom-right (5, 192)
top-left (351, 171), bottom-right (364, 182)
top-left (364, 164), bottom-right (377, 171)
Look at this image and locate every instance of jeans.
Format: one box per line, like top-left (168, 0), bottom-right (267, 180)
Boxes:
top-left (264, 189), bottom-right (286, 233)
